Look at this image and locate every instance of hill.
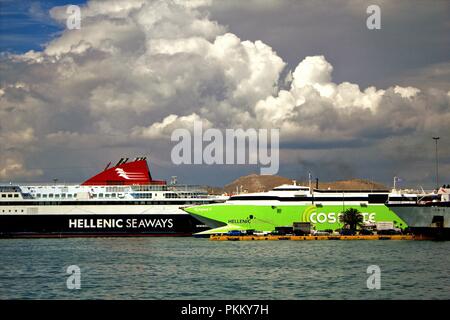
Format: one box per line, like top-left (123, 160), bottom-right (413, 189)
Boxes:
top-left (208, 175), bottom-right (388, 195)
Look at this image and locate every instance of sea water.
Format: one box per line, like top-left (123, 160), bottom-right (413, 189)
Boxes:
top-left (0, 238), bottom-right (449, 299)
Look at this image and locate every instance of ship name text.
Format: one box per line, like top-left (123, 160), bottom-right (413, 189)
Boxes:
top-left (68, 218), bottom-right (174, 229)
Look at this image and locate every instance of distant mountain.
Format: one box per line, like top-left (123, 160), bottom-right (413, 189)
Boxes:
top-left (313, 179), bottom-right (388, 191)
top-left (224, 174), bottom-right (292, 194)
top-left (207, 174), bottom-right (388, 195)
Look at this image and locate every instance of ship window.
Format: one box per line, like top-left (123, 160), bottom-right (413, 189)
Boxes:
top-left (105, 194), bottom-right (110, 198)
top-left (111, 193), bottom-right (116, 197)
top-left (99, 193), bottom-right (103, 198)
top-left (8, 194), bottom-right (12, 198)
top-left (61, 194), bottom-right (66, 198)
top-left (92, 194), bottom-right (97, 198)
top-left (49, 194), bottom-right (54, 198)
top-left (68, 194), bottom-right (72, 198)
top-left (43, 194), bottom-right (47, 198)
top-left (1, 194), bottom-right (5, 198)
top-left (166, 193), bottom-right (178, 199)
top-left (14, 194), bottom-right (19, 198)
top-left (55, 194), bottom-right (60, 198)
top-left (36, 193), bottom-right (41, 197)
top-left (21, 209), bottom-right (24, 212)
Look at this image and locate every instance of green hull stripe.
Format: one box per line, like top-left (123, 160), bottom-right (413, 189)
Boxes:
top-left (186, 203), bottom-right (408, 232)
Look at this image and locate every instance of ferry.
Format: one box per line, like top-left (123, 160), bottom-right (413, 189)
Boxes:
top-left (0, 157), bottom-right (226, 238)
top-left (184, 183), bottom-right (407, 235)
top-left (184, 183), bottom-right (450, 239)
top-left (387, 186), bottom-right (450, 239)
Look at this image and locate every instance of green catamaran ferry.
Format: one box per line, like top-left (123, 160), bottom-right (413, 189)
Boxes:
top-left (183, 184), bottom-right (412, 236)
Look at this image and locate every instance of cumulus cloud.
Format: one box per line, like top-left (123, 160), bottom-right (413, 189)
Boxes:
top-left (254, 54), bottom-right (449, 149)
top-left (0, 156), bottom-right (43, 180)
top-left (0, 0), bottom-right (449, 186)
top-left (132, 113), bottom-right (212, 139)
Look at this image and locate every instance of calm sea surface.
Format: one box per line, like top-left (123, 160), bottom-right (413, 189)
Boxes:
top-left (0, 238), bottom-right (449, 299)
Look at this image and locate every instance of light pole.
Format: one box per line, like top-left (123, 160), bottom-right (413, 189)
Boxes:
top-left (432, 137), bottom-right (440, 190)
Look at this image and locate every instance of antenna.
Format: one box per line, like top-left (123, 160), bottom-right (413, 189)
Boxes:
top-left (308, 172), bottom-right (311, 190)
top-left (432, 137), bottom-right (440, 190)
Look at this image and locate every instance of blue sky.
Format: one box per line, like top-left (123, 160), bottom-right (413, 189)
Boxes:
top-left (0, 0), bottom-right (86, 53)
